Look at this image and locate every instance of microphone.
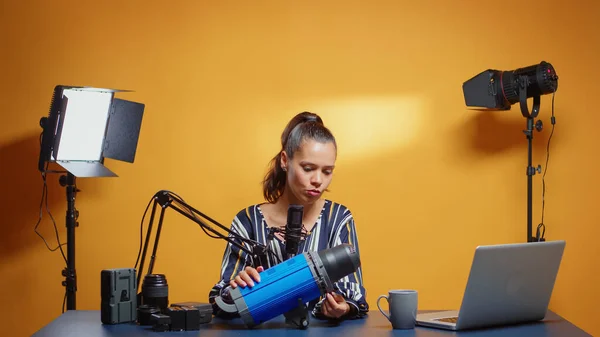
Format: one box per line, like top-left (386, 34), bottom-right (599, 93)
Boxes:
top-left (284, 205), bottom-right (304, 260)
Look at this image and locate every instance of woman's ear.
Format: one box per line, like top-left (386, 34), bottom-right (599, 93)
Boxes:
top-left (280, 151), bottom-right (288, 171)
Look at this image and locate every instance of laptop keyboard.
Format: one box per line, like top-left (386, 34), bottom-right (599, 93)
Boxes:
top-left (434, 316), bottom-right (458, 323)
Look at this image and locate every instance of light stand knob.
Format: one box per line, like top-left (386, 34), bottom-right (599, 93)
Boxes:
top-left (535, 120), bottom-right (543, 132)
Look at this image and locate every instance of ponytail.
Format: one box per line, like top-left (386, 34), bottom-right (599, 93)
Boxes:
top-left (262, 152), bottom-right (287, 203)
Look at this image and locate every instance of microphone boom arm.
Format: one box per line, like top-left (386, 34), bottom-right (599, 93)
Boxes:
top-left (135, 190), bottom-right (270, 293)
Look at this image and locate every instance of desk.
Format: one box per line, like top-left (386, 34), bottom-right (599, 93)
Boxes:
top-left (32, 310), bottom-right (591, 337)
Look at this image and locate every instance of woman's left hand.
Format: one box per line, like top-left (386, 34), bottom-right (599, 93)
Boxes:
top-left (321, 292), bottom-right (350, 319)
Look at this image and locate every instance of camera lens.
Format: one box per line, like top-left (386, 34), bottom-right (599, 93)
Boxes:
top-left (142, 274), bottom-right (169, 311)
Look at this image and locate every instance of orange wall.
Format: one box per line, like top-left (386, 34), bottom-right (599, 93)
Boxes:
top-left (1, 1), bottom-right (599, 336)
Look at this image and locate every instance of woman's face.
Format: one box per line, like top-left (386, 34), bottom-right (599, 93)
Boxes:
top-left (281, 139), bottom-right (337, 205)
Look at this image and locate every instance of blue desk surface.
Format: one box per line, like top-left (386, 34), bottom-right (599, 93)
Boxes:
top-left (33, 310), bottom-right (591, 337)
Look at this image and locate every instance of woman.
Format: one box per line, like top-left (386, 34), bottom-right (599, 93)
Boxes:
top-left (208, 111), bottom-right (368, 321)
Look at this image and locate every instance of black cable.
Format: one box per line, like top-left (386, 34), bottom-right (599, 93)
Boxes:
top-left (538, 91), bottom-right (556, 241)
top-left (34, 170), bottom-right (62, 252)
top-left (62, 290), bottom-right (66, 313)
top-left (168, 191), bottom-right (244, 259)
top-left (134, 195), bottom-right (156, 270)
top-left (45, 171), bottom-right (67, 264)
top-left (157, 190), bottom-right (220, 239)
top-left (34, 134), bottom-right (67, 264)
top-left (37, 132), bottom-right (70, 313)
top-left (165, 190), bottom-right (268, 248)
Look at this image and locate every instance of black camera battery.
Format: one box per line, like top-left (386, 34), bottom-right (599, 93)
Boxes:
top-left (182, 306), bottom-right (201, 330)
top-left (101, 268), bottom-right (137, 324)
top-left (165, 307), bottom-right (187, 331)
top-left (165, 304), bottom-right (212, 331)
top-left (151, 313), bottom-right (171, 332)
top-left (171, 302), bottom-right (213, 324)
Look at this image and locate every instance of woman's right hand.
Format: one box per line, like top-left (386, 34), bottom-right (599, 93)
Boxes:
top-left (230, 266), bottom-right (264, 289)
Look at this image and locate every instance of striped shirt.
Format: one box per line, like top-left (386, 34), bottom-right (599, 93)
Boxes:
top-left (208, 200), bottom-right (369, 320)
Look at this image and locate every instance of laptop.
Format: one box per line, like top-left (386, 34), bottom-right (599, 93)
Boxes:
top-left (416, 240), bottom-right (566, 331)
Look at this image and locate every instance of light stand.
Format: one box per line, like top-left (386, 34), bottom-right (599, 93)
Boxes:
top-left (61, 172), bottom-right (79, 310)
top-left (517, 76), bottom-right (544, 243)
top-left (462, 61), bottom-right (558, 243)
top-left (38, 85), bottom-right (145, 310)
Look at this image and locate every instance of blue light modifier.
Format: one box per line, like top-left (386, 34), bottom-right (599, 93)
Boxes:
top-left (214, 244), bottom-right (360, 328)
top-left (240, 253), bottom-right (320, 325)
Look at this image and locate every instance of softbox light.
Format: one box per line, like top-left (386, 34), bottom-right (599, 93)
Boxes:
top-left (38, 85), bottom-right (145, 177)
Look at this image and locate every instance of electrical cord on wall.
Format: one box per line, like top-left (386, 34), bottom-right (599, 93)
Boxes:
top-left (537, 91), bottom-right (557, 241)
